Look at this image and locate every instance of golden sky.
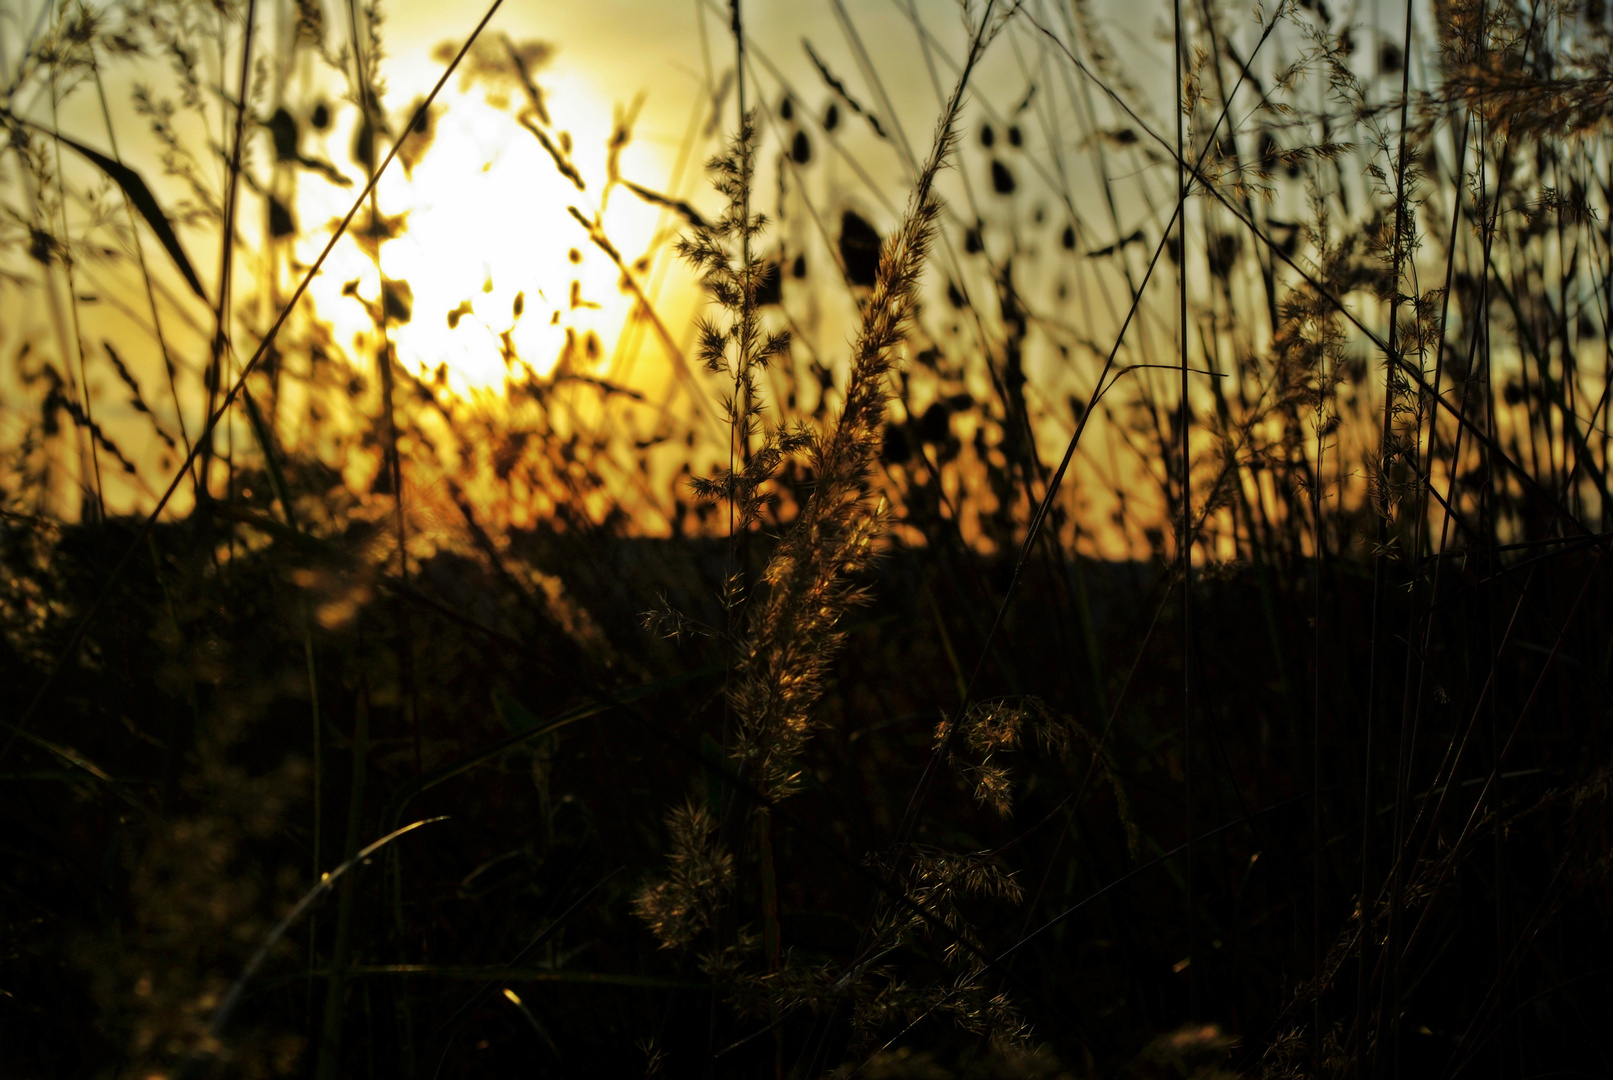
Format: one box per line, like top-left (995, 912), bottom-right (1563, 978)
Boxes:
top-left (2, 1), bottom-right (1070, 395)
top-left (0, 0), bottom-right (1271, 553)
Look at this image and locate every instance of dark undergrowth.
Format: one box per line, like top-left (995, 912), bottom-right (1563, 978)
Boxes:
top-left (6, 502), bottom-right (1613, 1077)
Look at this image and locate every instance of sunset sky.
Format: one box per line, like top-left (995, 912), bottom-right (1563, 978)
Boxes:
top-left (2, 0), bottom-right (1191, 371)
top-left (0, 0), bottom-right (1340, 548)
top-left (6, 1), bottom-right (1114, 370)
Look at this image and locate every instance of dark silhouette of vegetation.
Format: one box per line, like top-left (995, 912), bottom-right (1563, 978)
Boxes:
top-left (3, 0), bottom-right (1613, 1075)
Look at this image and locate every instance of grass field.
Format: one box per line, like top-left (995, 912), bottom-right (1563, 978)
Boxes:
top-left (3, 0), bottom-right (1613, 1075)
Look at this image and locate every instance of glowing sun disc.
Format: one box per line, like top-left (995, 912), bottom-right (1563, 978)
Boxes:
top-left (297, 74), bottom-right (659, 394)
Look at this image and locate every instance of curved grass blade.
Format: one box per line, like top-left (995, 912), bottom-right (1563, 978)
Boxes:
top-left (48, 128), bottom-right (207, 300)
top-left (174, 817), bottom-right (447, 1079)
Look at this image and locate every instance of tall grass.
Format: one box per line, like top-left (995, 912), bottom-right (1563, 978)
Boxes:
top-left (2, 0), bottom-right (1613, 1075)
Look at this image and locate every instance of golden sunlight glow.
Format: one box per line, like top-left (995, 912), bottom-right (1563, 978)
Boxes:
top-left (296, 72), bottom-right (664, 394)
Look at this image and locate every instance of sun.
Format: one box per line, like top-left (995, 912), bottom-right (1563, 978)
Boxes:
top-left (294, 69), bottom-right (665, 395)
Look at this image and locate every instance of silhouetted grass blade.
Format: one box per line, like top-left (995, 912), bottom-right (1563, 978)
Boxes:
top-left (50, 130), bottom-right (209, 300)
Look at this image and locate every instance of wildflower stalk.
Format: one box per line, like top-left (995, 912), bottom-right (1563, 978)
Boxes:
top-left (314, 678), bottom-right (370, 1080)
top-left (48, 51), bottom-right (103, 520)
top-left (723, 64), bottom-right (967, 799)
top-left (87, 42), bottom-right (190, 457)
top-left (196, 0), bottom-right (257, 512)
top-left (1173, 0), bottom-right (1195, 1019)
top-left (639, 0), bottom-right (996, 960)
